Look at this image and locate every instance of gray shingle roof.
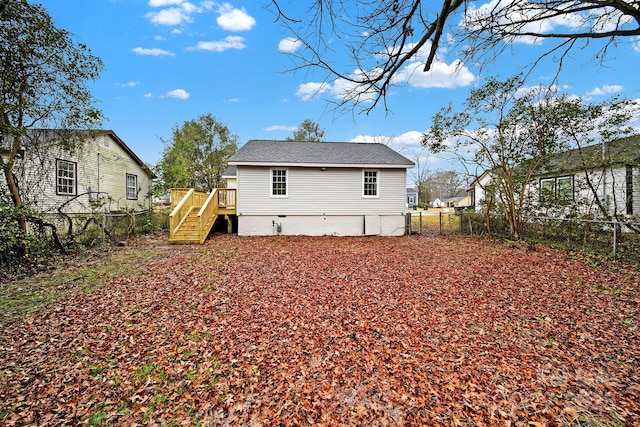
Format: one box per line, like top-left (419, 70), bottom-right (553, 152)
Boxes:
top-left (537, 135), bottom-right (640, 175)
top-left (228, 140), bottom-right (414, 168)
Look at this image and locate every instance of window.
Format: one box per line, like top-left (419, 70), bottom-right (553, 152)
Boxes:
top-left (556, 176), bottom-right (573, 201)
top-left (126, 174), bottom-right (138, 200)
top-left (271, 168), bottom-right (287, 197)
top-left (363, 170), bottom-right (378, 197)
top-left (56, 159), bottom-right (76, 195)
top-left (540, 176), bottom-right (573, 202)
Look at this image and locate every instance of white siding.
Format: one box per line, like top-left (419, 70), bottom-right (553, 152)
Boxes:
top-left (634, 166), bottom-right (640, 216)
top-left (236, 166), bottom-right (407, 216)
top-left (6, 133), bottom-right (152, 214)
top-left (235, 166), bottom-right (408, 236)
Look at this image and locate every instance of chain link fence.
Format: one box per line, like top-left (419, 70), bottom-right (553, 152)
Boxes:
top-left (407, 210), bottom-right (640, 264)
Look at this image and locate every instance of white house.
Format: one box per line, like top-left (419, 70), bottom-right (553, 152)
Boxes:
top-left (532, 136), bottom-right (640, 218)
top-left (406, 187), bottom-right (418, 208)
top-left (2, 129), bottom-right (154, 216)
top-left (469, 136), bottom-right (640, 218)
top-left (227, 140), bottom-right (414, 236)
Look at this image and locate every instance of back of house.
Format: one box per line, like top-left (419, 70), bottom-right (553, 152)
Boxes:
top-left (227, 140), bottom-right (414, 236)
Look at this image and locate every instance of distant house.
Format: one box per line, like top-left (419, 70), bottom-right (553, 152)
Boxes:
top-left (469, 170), bottom-right (494, 210)
top-left (406, 187), bottom-right (418, 208)
top-left (469, 135), bottom-right (640, 218)
top-left (227, 140), bottom-right (414, 236)
top-left (533, 135), bottom-right (640, 217)
top-left (221, 166), bottom-right (237, 190)
top-left (1, 129), bottom-right (154, 215)
top-left (432, 196), bottom-right (470, 210)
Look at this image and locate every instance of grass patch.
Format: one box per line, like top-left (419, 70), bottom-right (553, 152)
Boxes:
top-left (0, 242), bottom-right (166, 323)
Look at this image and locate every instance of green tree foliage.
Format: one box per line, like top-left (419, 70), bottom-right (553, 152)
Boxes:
top-left (285, 119), bottom-right (325, 142)
top-left (424, 75), bottom-right (637, 238)
top-left (157, 114), bottom-right (238, 192)
top-left (271, 0), bottom-right (639, 112)
top-left (0, 0), bottom-right (103, 230)
top-left (424, 75), bottom-right (574, 239)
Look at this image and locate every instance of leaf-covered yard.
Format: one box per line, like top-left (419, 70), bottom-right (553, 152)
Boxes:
top-left (1, 234), bottom-right (638, 426)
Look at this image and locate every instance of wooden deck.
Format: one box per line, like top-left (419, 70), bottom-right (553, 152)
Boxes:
top-left (169, 188), bottom-right (236, 244)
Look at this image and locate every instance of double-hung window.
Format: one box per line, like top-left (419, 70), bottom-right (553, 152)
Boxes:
top-left (363, 170), bottom-right (378, 197)
top-left (126, 174), bottom-right (138, 200)
top-left (271, 168), bottom-right (287, 197)
top-left (56, 159), bottom-right (77, 195)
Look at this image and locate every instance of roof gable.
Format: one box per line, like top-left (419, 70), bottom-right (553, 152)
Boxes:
top-left (228, 140), bottom-right (414, 168)
top-left (3, 129), bottom-right (154, 178)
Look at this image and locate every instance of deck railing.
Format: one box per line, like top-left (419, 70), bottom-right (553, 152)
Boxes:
top-left (218, 188), bottom-right (236, 210)
top-left (169, 188), bottom-right (236, 242)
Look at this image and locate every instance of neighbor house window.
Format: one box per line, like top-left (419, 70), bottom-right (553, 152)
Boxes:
top-left (56, 159), bottom-right (77, 195)
top-left (556, 176), bottom-right (573, 201)
top-left (363, 170), bottom-right (378, 197)
top-left (540, 176), bottom-right (573, 202)
top-left (126, 174), bottom-right (138, 200)
top-left (271, 168), bottom-right (287, 197)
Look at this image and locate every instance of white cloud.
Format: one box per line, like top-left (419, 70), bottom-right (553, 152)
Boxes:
top-left (216, 3), bottom-right (256, 31)
top-left (225, 98), bottom-right (240, 103)
top-left (144, 93), bottom-right (154, 98)
top-left (194, 36), bottom-right (246, 52)
top-left (587, 84), bottom-right (624, 96)
top-left (145, 7), bottom-right (192, 25)
top-left (634, 36), bottom-right (640, 52)
top-left (393, 59), bottom-right (475, 89)
top-left (295, 82), bottom-right (330, 101)
top-left (148, 0), bottom-right (183, 6)
top-left (132, 47), bottom-right (174, 56)
top-left (265, 125), bottom-right (297, 132)
top-left (116, 81), bottom-right (137, 87)
top-left (166, 89), bottom-right (190, 99)
top-left (278, 37), bottom-right (302, 53)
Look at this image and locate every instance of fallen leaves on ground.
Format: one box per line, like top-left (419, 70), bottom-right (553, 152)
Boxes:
top-left (1, 234), bottom-right (638, 426)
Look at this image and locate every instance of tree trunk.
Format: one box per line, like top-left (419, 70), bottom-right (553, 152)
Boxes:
top-left (2, 158), bottom-right (27, 234)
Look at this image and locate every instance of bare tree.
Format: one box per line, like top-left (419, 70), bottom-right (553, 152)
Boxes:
top-left (270, 0), bottom-right (640, 112)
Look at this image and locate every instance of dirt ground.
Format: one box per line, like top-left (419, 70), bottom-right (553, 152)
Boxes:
top-left (1, 233), bottom-right (638, 426)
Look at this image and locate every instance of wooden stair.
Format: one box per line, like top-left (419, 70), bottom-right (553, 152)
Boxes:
top-left (170, 209), bottom-right (201, 244)
top-left (169, 188), bottom-right (236, 244)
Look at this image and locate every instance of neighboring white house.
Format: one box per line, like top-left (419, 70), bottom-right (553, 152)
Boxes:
top-left (227, 140), bottom-right (414, 236)
top-left (532, 136), bottom-right (640, 218)
top-left (469, 170), bottom-right (494, 210)
top-left (1, 129), bottom-right (154, 215)
top-left (406, 187), bottom-right (418, 208)
top-left (469, 136), bottom-right (640, 218)
top-left (221, 166), bottom-right (237, 190)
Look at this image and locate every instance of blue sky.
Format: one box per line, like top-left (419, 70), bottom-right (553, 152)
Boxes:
top-left (39, 0), bottom-right (640, 175)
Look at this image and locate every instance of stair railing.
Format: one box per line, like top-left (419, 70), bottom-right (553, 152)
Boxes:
top-left (197, 189), bottom-right (219, 243)
top-left (169, 188), bottom-right (195, 239)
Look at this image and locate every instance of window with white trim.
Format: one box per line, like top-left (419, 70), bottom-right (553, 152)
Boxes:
top-left (540, 176), bottom-right (573, 202)
top-left (363, 170), bottom-right (378, 197)
top-left (126, 174), bottom-right (138, 200)
top-left (271, 168), bottom-right (287, 196)
top-left (56, 159), bottom-right (76, 195)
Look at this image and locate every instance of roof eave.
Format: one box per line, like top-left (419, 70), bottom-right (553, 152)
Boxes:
top-left (228, 161), bottom-right (413, 169)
